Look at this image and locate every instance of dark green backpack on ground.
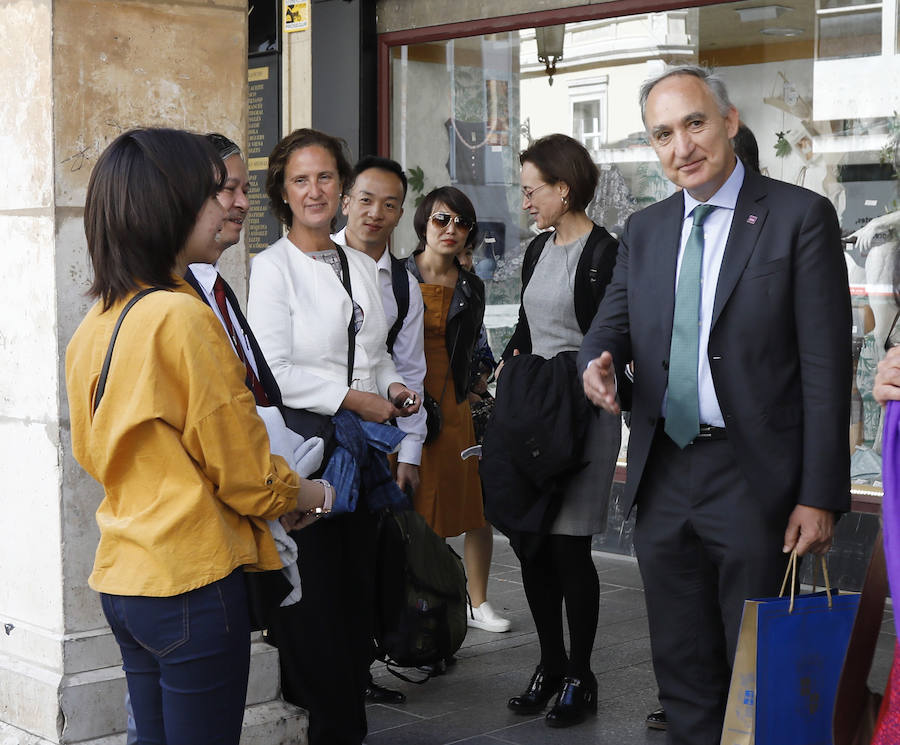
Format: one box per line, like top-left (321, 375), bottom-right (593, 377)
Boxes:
top-left (373, 509), bottom-right (468, 671)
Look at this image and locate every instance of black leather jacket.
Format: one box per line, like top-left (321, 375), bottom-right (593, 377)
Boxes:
top-left (407, 253), bottom-right (485, 404)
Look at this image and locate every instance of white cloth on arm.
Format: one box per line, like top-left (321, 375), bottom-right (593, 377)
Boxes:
top-left (255, 404), bottom-right (326, 606)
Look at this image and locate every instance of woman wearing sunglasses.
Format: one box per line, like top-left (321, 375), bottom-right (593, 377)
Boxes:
top-left (498, 134), bottom-right (620, 728)
top-left (406, 187), bottom-right (511, 641)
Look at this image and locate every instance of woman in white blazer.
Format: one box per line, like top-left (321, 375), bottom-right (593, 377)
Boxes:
top-left (247, 128), bottom-right (419, 745)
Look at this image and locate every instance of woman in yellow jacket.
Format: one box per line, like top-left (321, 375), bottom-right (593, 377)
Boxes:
top-left (66, 129), bottom-right (328, 745)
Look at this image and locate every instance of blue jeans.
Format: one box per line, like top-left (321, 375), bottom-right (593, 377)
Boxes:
top-left (102, 569), bottom-right (251, 745)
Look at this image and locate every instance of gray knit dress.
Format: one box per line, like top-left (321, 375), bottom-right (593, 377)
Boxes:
top-left (522, 233), bottom-right (621, 536)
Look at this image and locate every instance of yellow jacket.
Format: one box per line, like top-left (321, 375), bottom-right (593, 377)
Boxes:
top-left (66, 281), bottom-right (299, 597)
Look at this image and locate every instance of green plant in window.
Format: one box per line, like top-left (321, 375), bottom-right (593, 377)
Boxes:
top-left (407, 166), bottom-right (427, 208)
top-left (774, 131), bottom-right (791, 158)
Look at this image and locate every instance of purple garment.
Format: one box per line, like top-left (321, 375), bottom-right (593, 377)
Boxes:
top-left (882, 400), bottom-right (900, 639)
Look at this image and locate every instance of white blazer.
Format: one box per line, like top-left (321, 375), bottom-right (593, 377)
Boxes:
top-left (248, 236), bottom-right (401, 415)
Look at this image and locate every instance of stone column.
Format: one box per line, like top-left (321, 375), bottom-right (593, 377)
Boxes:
top-left (0, 1), bottom-right (304, 742)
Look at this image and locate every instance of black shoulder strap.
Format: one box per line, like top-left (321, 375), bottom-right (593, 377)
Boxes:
top-left (521, 231), bottom-right (553, 293)
top-left (335, 244), bottom-right (356, 387)
top-left (588, 236), bottom-right (608, 304)
top-left (576, 227), bottom-right (618, 334)
top-left (386, 255), bottom-right (409, 357)
top-left (93, 287), bottom-right (167, 414)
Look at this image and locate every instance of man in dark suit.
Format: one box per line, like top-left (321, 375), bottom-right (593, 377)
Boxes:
top-left (578, 66), bottom-right (851, 745)
top-left (183, 133), bottom-right (282, 408)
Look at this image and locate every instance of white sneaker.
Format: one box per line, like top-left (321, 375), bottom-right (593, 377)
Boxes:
top-left (467, 600), bottom-right (511, 632)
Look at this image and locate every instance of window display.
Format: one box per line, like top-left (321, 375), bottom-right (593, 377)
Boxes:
top-left (387, 1), bottom-right (900, 497)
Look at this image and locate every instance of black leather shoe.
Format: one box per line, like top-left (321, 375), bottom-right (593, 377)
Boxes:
top-left (646, 707), bottom-right (667, 730)
top-left (366, 680), bottom-right (406, 704)
top-left (545, 675), bottom-right (598, 728)
top-left (507, 665), bottom-right (564, 715)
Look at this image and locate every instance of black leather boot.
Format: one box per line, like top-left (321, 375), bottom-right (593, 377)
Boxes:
top-left (545, 674), bottom-right (598, 728)
top-left (507, 665), bottom-right (564, 715)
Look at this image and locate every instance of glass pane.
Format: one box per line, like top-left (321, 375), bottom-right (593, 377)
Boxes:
top-left (573, 100), bottom-right (601, 137)
top-left (389, 1), bottom-right (900, 492)
top-left (818, 10), bottom-right (883, 59)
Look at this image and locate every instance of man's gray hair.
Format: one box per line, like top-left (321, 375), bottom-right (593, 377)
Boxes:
top-left (639, 65), bottom-right (734, 126)
top-left (205, 132), bottom-right (242, 161)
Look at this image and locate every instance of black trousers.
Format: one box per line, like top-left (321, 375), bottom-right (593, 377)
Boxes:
top-left (269, 510), bottom-right (376, 745)
top-left (634, 431), bottom-right (791, 745)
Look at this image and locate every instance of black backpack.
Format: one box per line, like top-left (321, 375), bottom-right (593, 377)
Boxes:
top-left (373, 509), bottom-right (468, 674)
top-left (385, 255), bottom-right (410, 356)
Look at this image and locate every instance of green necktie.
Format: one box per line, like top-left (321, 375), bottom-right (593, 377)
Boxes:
top-left (665, 204), bottom-right (715, 448)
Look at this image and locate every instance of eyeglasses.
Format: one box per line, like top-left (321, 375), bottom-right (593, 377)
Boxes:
top-left (429, 212), bottom-right (474, 232)
top-left (522, 183), bottom-right (550, 202)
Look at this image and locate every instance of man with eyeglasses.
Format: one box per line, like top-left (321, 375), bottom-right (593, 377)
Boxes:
top-left (332, 155), bottom-right (426, 704)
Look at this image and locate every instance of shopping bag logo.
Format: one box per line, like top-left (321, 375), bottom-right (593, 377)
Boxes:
top-left (798, 665), bottom-right (823, 716)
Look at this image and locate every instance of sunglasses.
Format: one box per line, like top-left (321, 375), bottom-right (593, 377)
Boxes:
top-left (429, 212), bottom-right (474, 232)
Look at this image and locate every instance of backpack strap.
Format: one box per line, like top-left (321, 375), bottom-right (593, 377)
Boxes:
top-left (386, 255), bottom-right (409, 357)
top-left (93, 287), bottom-right (168, 414)
top-left (575, 226), bottom-right (618, 334)
top-left (520, 231), bottom-right (553, 294)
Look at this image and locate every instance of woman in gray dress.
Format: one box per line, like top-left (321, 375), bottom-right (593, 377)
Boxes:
top-left (501, 134), bottom-right (621, 728)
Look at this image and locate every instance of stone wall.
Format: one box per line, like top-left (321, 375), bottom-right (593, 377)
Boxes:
top-left (0, 1), bottom-right (302, 742)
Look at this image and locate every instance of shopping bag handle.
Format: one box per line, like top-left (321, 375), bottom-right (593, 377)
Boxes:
top-left (778, 549), bottom-right (832, 613)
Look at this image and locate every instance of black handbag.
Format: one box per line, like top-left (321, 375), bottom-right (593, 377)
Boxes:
top-left (92, 287), bottom-right (292, 632)
top-left (422, 392), bottom-right (442, 445)
top-left (423, 324), bottom-right (460, 446)
top-left (281, 244), bottom-right (356, 470)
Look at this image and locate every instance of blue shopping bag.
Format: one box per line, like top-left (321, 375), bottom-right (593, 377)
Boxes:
top-left (720, 553), bottom-right (861, 745)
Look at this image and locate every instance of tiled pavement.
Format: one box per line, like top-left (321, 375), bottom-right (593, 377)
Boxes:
top-left (365, 535), bottom-right (896, 745)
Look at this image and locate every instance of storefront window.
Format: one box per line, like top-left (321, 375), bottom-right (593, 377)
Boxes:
top-left (388, 1), bottom-right (900, 494)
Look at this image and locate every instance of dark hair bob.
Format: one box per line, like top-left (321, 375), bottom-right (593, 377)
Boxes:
top-left (266, 128), bottom-right (353, 228)
top-left (413, 186), bottom-right (478, 253)
top-left (519, 133), bottom-right (599, 213)
top-left (85, 128), bottom-right (226, 310)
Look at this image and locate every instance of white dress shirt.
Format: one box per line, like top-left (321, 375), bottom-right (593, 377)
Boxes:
top-left (332, 228), bottom-right (427, 465)
top-left (187, 262), bottom-right (262, 380)
top-left (663, 158), bottom-right (745, 428)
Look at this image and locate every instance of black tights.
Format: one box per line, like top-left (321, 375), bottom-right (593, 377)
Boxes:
top-left (519, 534), bottom-right (599, 679)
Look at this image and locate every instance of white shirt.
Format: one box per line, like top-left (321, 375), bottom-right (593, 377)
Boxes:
top-left (248, 236), bottom-right (402, 416)
top-left (663, 158), bottom-right (745, 428)
top-left (187, 262), bottom-right (262, 380)
top-left (332, 228), bottom-right (427, 465)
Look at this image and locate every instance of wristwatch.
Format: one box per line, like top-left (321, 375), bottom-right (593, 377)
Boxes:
top-left (306, 479), bottom-right (334, 518)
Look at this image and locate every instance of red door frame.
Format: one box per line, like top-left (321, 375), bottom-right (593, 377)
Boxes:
top-left (376, 0), bottom-right (724, 155)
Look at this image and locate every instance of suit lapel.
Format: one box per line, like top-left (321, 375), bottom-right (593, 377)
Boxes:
top-left (712, 171), bottom-right (768, 328)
